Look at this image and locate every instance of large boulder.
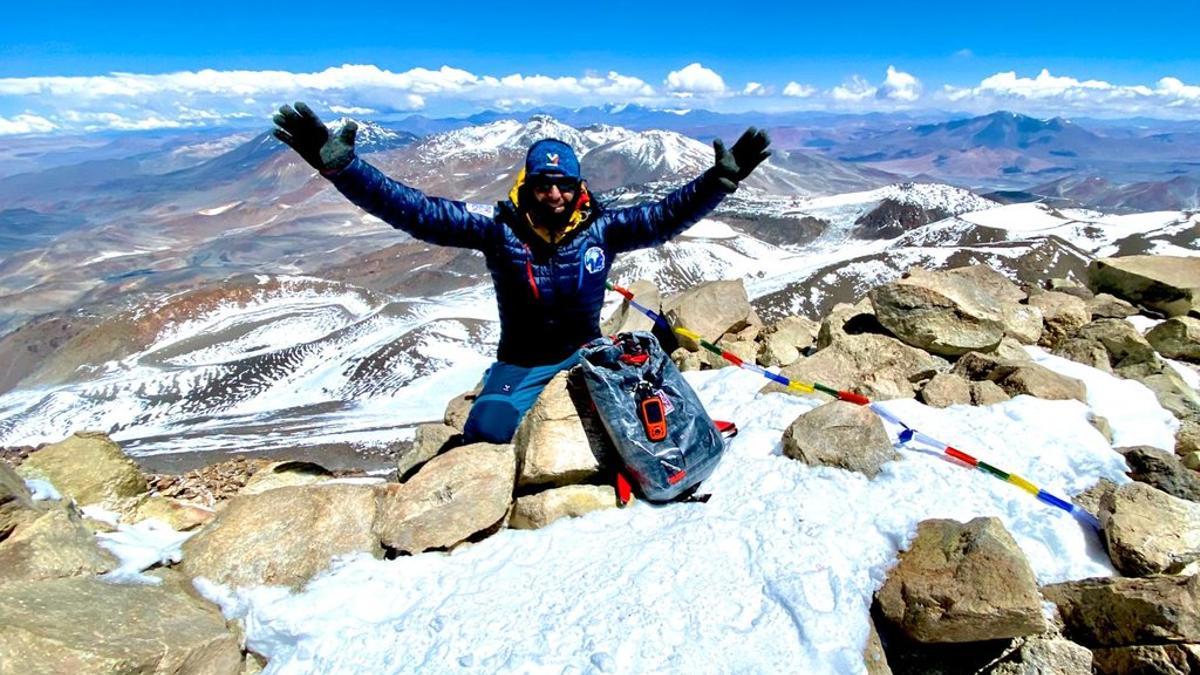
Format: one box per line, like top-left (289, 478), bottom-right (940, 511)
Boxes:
top-left (662, 279), bottom-right (752, 351)
top-left (1027, 292), bottom-right (1090, 348)
top-left (1071, 318), bottom-right (1162, 378)
top-left (1043, 574), bottom-right (1200, 646)
top-left (1088, 255), bottom-right (1200, 318)
top-left (509, 485), bottom-right (617, 530)
top-left (1, 460), bottom-right (35, 539)
top-left (766, 333), bottom-right (946, 401)
top-left (875, 517), bottom-right (1046, 643)
top-left (970, 380), bottom-right (1012, 406)
top-left (1119, 445), bottom-right (1200, 502)
top-left (374, 442), bottom-right (515, 554)
top-left (1088, 293), bottom-right (1137, 319)
top-left (123, 494), bottom-right (215, 532)
top-left (782, 401), bottom-right (899, 478)
top-left (952, 352), bottom-right (1087, 402)
top-left (443, 383), bottom-right (481, 431)
top-left (398, 423), bottom-right (457, 478)
top-left (17, 432), bottom-right (147, 507)
top-left (513, 372), bottom-right (605, 487)
top-left (1091, 644), bottom-right (1200, 675)
top-left (1100, 482), bottom-right (1200, 576)
top-left (702, 335), bottom-right (758, 369)
top-left (869, 267), bottom-right (1008, 356)
top-left (757, 315), bottom-right (818, 368)
top-left (239, 460), bottom-right (332, 496)
top-left (987, 637), bottom-right (1093, 675)
top-left (1147, 316), bottom-right (1200, 363)
top-left (817, 298), bottom-right (883, 349)
top-left (0, 577), bottom-right (242, 674)
top-left (1136, 369), bottom-right (1200, 422)
top-left (601, 279), bottom-right (661, 335)
top-left (0, 503), bottom-right (116, 585)
top-left (181, 484), bottom-right (382, 588)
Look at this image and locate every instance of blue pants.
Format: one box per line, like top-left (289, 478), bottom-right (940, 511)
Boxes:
top-left (463, 351), bottom-right (581, 444)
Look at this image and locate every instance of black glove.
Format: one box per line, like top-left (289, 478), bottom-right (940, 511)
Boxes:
top-left (707, 127), bottom-right (772, 192)
top-left (272, 102), bottom-right (357, 176)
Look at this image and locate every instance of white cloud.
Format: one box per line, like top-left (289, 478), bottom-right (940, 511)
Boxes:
top-left (937, 69), bottom-right (1200, 116)
top-left (742, 82), bottom-right (769, 96)
top-left (954, 48), bottom-right (974, 59)
top-left (782, 81), bottom-right (815, 98)
top-left (0, 113), bottom-right (57, 135)
top-left (329, 105), bottom-right (377, 114)
top-left (879, 66), bottom-right (921, 101)
top-left (831, 75), bottom-right (877, 101)
top-left (664, 63), bottom-right (727, 97)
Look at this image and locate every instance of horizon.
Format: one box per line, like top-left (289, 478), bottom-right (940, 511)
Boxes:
top-left (2, 1), bottom-right (1199, 136)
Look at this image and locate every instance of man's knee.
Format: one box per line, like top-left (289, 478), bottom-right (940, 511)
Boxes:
top-left (463, 398), bottom-right (522, 444)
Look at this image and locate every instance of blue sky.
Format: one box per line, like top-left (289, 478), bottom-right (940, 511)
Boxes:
top-left (2, 1), bottom-right (1198, 134)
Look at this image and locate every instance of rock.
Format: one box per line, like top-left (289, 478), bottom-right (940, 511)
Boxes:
top-left (782, 401), bottom-right (899, 478)
top-left (601, 279), bottom-right (661, 335)
top-left (992, 336), bottom-right (1032, 362)
top-left (508, 485), bottom-right (617, 530)
top-left (1119, 445), bottom-right (1200, 502)
top-left (702, 336), bottom-right (758, 369)
top-left (399, 423), bottom-right (457, 478)
top-left (513, 372), bottom-right (605, 487)
top-left (767, 333), bottom-right (946, 401)
top-left (1, 460), bottom-right (35, 539)
top-left (758, 315), bottom-right (818, 368)
top-left (1048, 277), bottom-right (1094, 300)
top-left (1091, 644), bottom-right (1200, 675)
top-left (0, 577), bottom-right (242, 674)
top-left (1003, 304), bottom-right (1044, 346)
top-left (443, 386), bottom-right (480, 431)
top-left (181, 484), bottom-right (382, 588)
top-left (1136, 370), bottom-right (1200, 422)
top-left (986, 636), bottom-right (1093, 675)
top-left (952, 352), bottom-right (1087, 402)
top-left (17, 431), bottom-right (147, 507)
top-left (817, 298), bottom-right (884, 349)
top-left (1178, 419), bottom-right (1200, 457)
top-left (1100, 482), bottom-right (1200, 575)
top-left (1052, 337), bottom-right (1114, 373)
top-left (126, 495), bottom-right (215, 531)
top-left (919, 373), bottom-right (973, 407)
top-left (1028, 292), bottom-right (1090, 348)
top-left (240, 460), bottom-right (332, 496)
top-left (1043, 574), bottom-right (1200, 646)
top-left (971, 380), bottom-right (1012, 406)
top-left (0, 503), bottom-right (116, 584)
top-left (1088, 255), bottom-right (1200, 318)
top-left (1088, 293), bottom-right (1137, 319)
top-left (1088, 414), bottom-right (1114, 443)
top-left (374, 442), bottom-right (516, 554)
top-left (863, 618), bottom-right (893, 675)
top-left (671, 347), bottom-right (702, 372)
top-left (1073, 318), bottom-right (1162, 378)
top-left (1184, 452), bottom-right (1200, 471)
top-left (869, 267), bottom-right (1008, 356)
top-left (1147, 316), bottom-right (1200, 363)
top-left (662, 280), bottom-right (752, 351)
top-left (875, 517), bottom-right (1046, 643)
top-left (1072, 478), bottom-right (1118, 516)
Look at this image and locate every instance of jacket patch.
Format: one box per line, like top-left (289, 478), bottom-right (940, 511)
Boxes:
top-left (465, 202), bottom-right (495, 217)
top-left (583, 246), bottom-right (606, 274)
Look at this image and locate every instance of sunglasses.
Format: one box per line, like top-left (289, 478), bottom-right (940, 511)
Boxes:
top-left (529, 176), bottom-right (579, 193)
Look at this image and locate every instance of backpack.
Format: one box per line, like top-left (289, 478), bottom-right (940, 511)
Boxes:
top-left (577, 331), bottom-right (731, 502)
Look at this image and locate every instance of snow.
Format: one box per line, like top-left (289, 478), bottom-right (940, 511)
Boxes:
top-left (195, 355), bottom-right (1162, 674)
top-left (198, 201), bottom-right (244, 216)
top-left (96, 518), bottom-right (195, 585)
top-left (24, 478), bottom-right (60, 501)
top-left (680, 218), bottom-right (738, 240)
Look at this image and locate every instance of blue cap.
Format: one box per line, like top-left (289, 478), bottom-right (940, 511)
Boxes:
top-left (525, 138), bottom-right (580, 179)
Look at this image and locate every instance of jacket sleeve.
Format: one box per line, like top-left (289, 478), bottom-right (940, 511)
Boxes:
top-left (328, 157), bottom-right (495, 250)
top-left (601, 172), bottom-right (729, 254)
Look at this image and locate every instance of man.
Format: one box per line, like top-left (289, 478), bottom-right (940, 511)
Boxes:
top-left (273, 102), bottom-right (769, 444)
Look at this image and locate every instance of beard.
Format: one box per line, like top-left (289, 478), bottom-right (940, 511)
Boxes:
top-left (528, 199), bottom-right (573, 231)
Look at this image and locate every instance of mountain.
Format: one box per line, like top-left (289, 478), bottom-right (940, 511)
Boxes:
top-left (1024, 174), bottom-right (1200, 212)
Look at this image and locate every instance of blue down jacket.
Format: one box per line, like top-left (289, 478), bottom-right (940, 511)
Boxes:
top-left (330, 157), bottom-right (728, 366)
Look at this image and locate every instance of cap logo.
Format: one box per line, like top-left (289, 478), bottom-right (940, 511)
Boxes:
top-left (546, 153), bottom-right (560, 167)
